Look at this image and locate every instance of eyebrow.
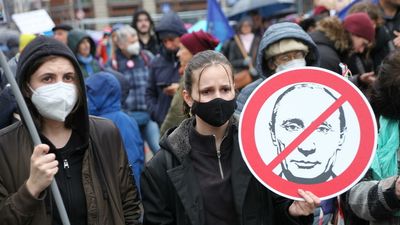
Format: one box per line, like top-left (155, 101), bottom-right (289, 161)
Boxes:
top-left (281, 118), bottom-right (304, 127)
top-left (320, 121), bottom-right (333, 129)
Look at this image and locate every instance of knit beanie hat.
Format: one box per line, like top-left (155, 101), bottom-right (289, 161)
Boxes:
top-left (343, 12), bottom-right (375, 42)
top-left (264, 39), bottom-right (309, 60)
top-left (180, 30), bottom-right (220, 55)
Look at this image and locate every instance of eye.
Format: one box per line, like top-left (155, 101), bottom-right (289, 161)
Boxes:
top-left (41, 75), bottom-right (53, 83)
top-left (222, 87), bottom-right (231, 93)
top-left (200, 90), bottom-right (210, 95)
top-left (281, 123), bottom-right (302, 132)
top-left (316, 125), bottom-right (332, 134)
top-left (64, 73), bottom-right (76, 82)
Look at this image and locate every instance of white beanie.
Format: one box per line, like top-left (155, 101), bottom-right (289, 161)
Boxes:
top-left (265, 39), bottom-right (309, 60)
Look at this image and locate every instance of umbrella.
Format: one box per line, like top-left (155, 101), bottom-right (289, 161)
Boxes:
top-left (228, 0), bottom-right (295, 20)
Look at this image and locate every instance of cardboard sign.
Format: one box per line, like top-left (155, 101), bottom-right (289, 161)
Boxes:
top-left (12, 9), bottom-right (55, 34)
top-left (239, 67), bottom-right (377, 200)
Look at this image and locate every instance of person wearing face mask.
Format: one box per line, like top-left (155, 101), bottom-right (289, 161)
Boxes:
top-left (141, 50), bottom-right (320, 225)
top-left (108, 25), bottom-right (160, 155)
top-left (235, 22), bottom-right (320, 117)
top-left (0, 36), bottom-right (141, 225)
top-left (234, 22), bottom-right (328, 225)
top-left (67, 29), bottom-right (101, 78)
top-left (146, 12), bottom-right (187, 128)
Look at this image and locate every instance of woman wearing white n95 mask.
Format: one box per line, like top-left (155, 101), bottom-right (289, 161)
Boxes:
top-left (0, 36), bottom-right (141, 225)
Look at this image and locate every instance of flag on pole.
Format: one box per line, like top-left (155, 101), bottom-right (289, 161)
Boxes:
top-left (207, 0), bottom-right (235, 44)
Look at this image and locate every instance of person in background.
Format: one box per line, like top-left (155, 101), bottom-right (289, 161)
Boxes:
top-left (309, 12), bottom-right (375, 75)
top-left (67, 29), bottom-right (101, 77)
top-left (109, 25), bottom-right (159, 154)
top-left (141, 50), bottom-right (320, 224)
top-left (378, 0), bottom-right (400, 48)
top-left (146, 12), bottom-right (187, 127)
top-left (131, 9), bottom-right (160, 55)
top-left (85, 71), bottom-right (144, 189)
top-left (97, 26), bottom-right (113, 66)
top-left (234, 22), bottom-right (327, 225)
top-left (0, 36), bottom-right (141, 225)
top-left (222, 17), bottom-right (261, 89)
top-left (342, 50), bottom-right (400, 225)
top-left (235, 22), bottom-right (319, 116)
top-left (0, 34), bottom-right (37, 129)
top-left (52, 24), bottom-right (72, 45)
top-left (160, 30), bottom-right (219, 136)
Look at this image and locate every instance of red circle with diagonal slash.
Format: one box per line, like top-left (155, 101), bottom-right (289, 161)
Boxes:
top-left (239, 67), bottom-right (377, 201)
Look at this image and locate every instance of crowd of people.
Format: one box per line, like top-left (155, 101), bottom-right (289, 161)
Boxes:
top-left (0, 0), bottom-right (400, 224)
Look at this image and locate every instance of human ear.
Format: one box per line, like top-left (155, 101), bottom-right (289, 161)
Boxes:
top-left (182, 89), bottom-right (193, 108)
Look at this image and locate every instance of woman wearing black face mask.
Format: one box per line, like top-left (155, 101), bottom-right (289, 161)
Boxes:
top-left (140, 50), bottom-right (320, 225)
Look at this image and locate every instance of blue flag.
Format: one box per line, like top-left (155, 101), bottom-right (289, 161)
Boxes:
top-left (207, 0), bottom-right (235, 44)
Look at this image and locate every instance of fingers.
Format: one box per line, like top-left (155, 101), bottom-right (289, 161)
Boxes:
top-left (394, 30), bottom-right (400, 36)
top-left (298, 189), bottom-right (321, 206)
top-left (32, 144), bottom-right (50, 158)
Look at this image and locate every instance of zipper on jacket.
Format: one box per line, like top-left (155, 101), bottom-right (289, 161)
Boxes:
top-left (63, 159), bottom-right (71, 179)
top-left (217, 149), bottom-right (224, 179)
top-left (213, 133), bottom-right (227, 180)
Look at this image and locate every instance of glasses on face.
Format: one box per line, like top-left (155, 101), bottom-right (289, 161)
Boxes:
top-left (274, 50), bottom-right (306, 65)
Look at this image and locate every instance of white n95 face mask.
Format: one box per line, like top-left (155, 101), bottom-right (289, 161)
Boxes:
top-left (30, 82), bottom-right (78, 122)
top-left (127, 42), bottom-right (141, 56)
top-left (276, 58), bottom-right (306, 73)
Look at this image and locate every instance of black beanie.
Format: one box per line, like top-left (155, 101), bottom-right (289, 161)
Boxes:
top-left (16, 35), bottom-right (83, 88)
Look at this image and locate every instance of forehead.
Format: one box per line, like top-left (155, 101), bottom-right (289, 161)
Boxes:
top-left (192, 64), bottom-right (232, 88)
top-left (138, 14), bottom-right (149, 21)
top-left (274, 86), bottom-right (341, 123)
top-left (33, 57), bottom-right (75, 75)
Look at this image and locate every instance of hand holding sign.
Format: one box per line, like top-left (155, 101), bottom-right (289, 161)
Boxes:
top-left (289, 189), bottom-right (321, 216)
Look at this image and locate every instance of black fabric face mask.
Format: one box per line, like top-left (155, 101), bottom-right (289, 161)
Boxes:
top-left (191, 97), bottom-right (237, 127)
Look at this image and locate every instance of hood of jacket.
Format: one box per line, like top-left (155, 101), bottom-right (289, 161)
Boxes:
top-left (85, 71), bottom-right (121, 116)
top-left (16, 35), bottom-right (89, 145)
top-left (313, 17), bottom-right (351, 55)
top-left (67, 29), bottom-right (96, 57)
top-left (160, 117), bottom-right (238, 162)
top-left (155, 12), bottom-right (187, 37)
top-left (256, 22), bottom-right (319, 79)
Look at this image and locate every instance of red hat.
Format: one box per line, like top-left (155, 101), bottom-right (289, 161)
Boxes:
top-left (313, 5), bottom-right (329, 16)
top-left (343, 12), bottom-right (375, 42)
top-left (180, 30), bottom-right (220, 55)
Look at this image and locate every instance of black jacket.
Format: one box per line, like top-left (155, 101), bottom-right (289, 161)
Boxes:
top-left (309, 31), bottom-right (343, 74)
top-left (141, 117), bottom-right (312, 225)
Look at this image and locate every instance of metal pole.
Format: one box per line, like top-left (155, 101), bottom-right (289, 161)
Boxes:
top-left (0, 51), bottom-right (71, 225)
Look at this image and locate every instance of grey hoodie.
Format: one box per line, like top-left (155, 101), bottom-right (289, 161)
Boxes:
top-left (235, 22), bottom-right (320, 116)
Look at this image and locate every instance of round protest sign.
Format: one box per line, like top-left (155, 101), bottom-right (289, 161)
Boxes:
top-left (239, 67), bottom-right (377, 200)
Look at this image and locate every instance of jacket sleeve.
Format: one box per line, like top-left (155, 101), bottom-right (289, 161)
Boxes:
top-left (141, 151), bottom-right (175, 225)
top-left (0, 175), bottom-right (46, 224)
top-left (347, 175), bottom-right (400, 221)
top-left (114, 126), bottom-right (142, 225)
top-left (272, 192), bottom-right (313, 225)
top-left (145, 62), bottom-right (159, 121)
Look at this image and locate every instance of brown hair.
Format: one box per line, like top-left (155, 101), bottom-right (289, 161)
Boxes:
top-left (183, 50), bottom-right (234, 116)
top-left (348, 1), bottom-right (384, 27)
top-left (371, 50), bottom-right (400, 119)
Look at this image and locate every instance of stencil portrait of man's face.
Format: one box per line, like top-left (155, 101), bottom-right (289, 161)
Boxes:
top-left (270, 84), bottom-right (346, 184)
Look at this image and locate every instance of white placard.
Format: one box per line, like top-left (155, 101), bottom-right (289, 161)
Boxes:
top-left (12, 9), bottom-right (55, 34)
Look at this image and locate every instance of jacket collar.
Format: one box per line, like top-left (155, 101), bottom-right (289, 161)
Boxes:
top-left (163, 116), bottom-right (252, 221)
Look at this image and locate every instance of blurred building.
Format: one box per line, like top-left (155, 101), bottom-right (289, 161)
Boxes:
top-left (49, 0), bottom-right (206, 26)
